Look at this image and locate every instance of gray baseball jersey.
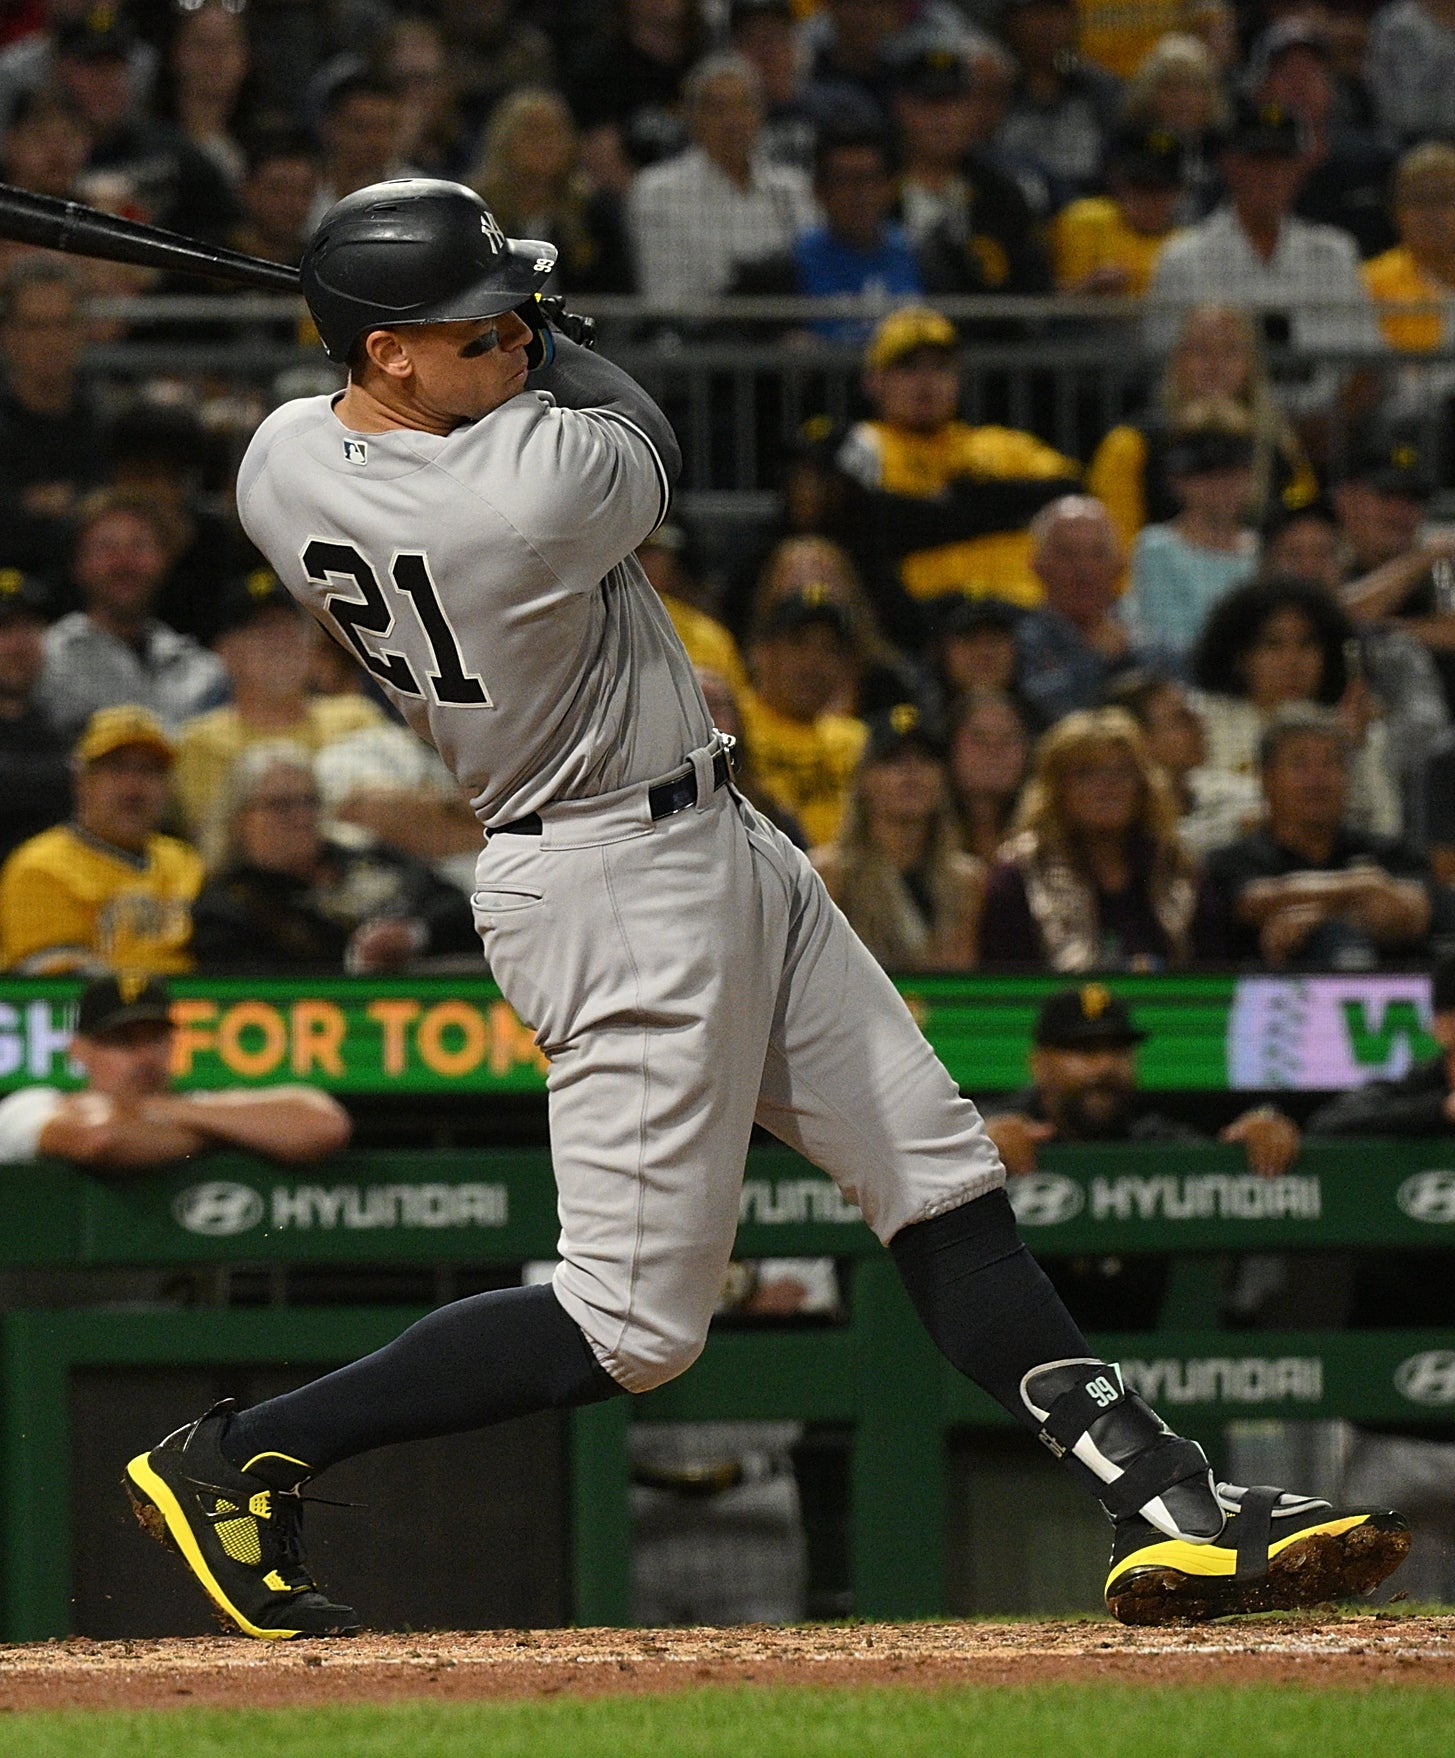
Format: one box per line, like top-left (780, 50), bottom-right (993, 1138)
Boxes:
top-left (236, 389), bottom-right (712, 828)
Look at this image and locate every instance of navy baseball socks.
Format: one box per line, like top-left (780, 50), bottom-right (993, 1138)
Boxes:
top-left (890, 1190), bottom-right (1408, 1622)
top-left (125, 1284), bottom-right (623, 1637)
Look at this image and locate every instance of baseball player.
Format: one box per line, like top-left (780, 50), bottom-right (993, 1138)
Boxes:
top-left (124, 180), bottom-right (1408, 1637)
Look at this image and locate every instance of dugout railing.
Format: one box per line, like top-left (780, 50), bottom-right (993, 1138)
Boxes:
top-left (0, 1138), bottom-right (1453, 1638)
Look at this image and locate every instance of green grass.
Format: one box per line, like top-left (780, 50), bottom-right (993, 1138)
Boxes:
top-left (0, 1682), bottom-right (1449, 1758)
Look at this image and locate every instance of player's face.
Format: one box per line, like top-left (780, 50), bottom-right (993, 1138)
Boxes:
top-left (376, 310), bottom-right (534, 428)
top-left (71, 1021), bottom-right (175, 1098)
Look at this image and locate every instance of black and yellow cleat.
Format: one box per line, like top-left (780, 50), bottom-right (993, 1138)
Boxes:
top-left (124, 1400), bottom-right (361, 1640)
top-left (1105, 1482), bottom-right (1411, 1625)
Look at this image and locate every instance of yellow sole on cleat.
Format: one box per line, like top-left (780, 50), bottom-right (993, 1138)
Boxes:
top-left (1106, 1512), bottom-right (1411, 1626)
top-left (124, 1452), bottom-right (304, 1641)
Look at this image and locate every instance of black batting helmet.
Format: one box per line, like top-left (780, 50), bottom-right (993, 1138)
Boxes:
top-left (301, 178), bottom-right (558, 364)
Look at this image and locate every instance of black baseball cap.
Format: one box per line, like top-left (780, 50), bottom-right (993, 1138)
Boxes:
top-left (862, 702), bottom-right (947, 763)
top-left (935, 594), bottom-right (1020, 639)
top-left (1033, 985), bottom-right (1147, 1050)
top-left (1223, 95), bottom-right (1305, 159)
top-left (730, 0), bottom-right (794, 23)
top-left (1342, 431), bottom-right (1435, 499)
top-left (1164, 427), bottom-right (1257, 477)
top-left (1105, 125), bottom-right (1186, 191)
top-left (56, 7), bottom-right (136, 61)
top-left (893, 48), bottom-right (971, 101)
top-left (0, 567), bottom-right (50, 623)
top-left (212, 568), bottom-right (299, 638)
top-left (75, 974), bottom-right (173, 1039)
top-left (759, 591), bottom-right (854, 646)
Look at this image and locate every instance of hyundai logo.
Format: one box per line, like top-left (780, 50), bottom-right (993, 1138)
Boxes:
top-left (172, 1181), bottom-right (265, 1237)
top-left (1007, 1172), bottom-right (1085, 1227)
top-left (1397, 1171), bottom-right (1455, 1224)
top-left (1395, 1351), bottom-right (1455, 1406)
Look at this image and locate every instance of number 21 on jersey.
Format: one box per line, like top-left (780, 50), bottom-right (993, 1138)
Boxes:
top-left (303, 538), bottom-right (492, 707)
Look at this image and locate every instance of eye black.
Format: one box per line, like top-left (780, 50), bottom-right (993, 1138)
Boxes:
top-left (459, 327), bottom-right (500, 359)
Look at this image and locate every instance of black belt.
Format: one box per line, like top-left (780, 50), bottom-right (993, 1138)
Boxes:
top-left (493, 749), bottom-right (731, 836)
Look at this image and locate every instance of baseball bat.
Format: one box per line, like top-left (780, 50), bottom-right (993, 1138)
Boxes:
top-left (0, 181), bottom-right (299, 291)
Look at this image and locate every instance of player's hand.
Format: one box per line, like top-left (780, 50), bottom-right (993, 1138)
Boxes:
top-left (1220, 1106), bottom-right (1300, 1178)
top-left (984, 1113), bottom-right (1055, 1177)
top-left (515, 295), bottom-right (596, 371)
top-left (537, 295), bottom-right (596, 351)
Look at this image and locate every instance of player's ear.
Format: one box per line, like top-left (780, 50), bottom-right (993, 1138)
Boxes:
top-left (361, 327), bottom-right (412, 380)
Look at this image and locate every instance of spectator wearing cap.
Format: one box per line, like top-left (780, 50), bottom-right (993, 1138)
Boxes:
top-left (1261, 483), bottom-right (1449, 803)
top-left (627, 51), bottom-right (814, 308)
top-left (0, 258), bottom-right (108, 573)
top-left (637, 522), bottom-right (750, 701)
top-left (1118, 34), bottom-right (1228, 224)
top-left (1367, 0), bottom-right (1455, 146)
top-left (923, 594), bottom-right (1039, 728)
top-left (945, 684), bottom-right (1032, 863)
top-left (1125, 399), bottom-right (1260, 659)
top-left (979, 984), bottom-right (1299, 1325)
top-left (728, 123), bottom-right (925, 344)
top-left (0, 0), bottom-right (158, 138)
top-left (996, 0), bottom-right (1124, 205)
top-left (831, 307), bottom-right (1080, 645)
top-left (1051, 125), bottom-right (1186, 297)
top-left (34, 488), bottom-right (228, 744)
top-left (888, 47), bottom-right (1053, 300)
top-left (0, 973), bottom-right (350, 1173)
top-left (1364, 143), bottom-right (1455, 354)
top-left (1251, 16), bottom-right (1395, 262)
top-left (0, 705), bottom-right (203, 975)
top-left (979, 706), bottom-right (1211, 971)
top-left (1014, 496), bottom-right (1140, 726)
top-left (1333, 429), bottom-right (1455, 712)
top-left (53, 6), bottom-right (239, 243)
top-left (739, 592), bottom-right (868, 846)
top-left (810, 703), bottom-right (983, 970)
top-left (171, 571), bottom-right (384, 853)
top-left (1200, 703), bottom-right (1434, 969)
top-left (798, 0), bottom-right (980, 131)
top-left (1088, 303), bottom-right (1319, 560)
top-left (1143, 95), bottom-right (1384, 429)
top-left (0, 568), bottom-right (70, 861)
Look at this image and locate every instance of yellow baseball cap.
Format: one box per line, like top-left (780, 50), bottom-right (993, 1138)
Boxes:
top-left (865, 306), bottom-right (957, 370)
top-left (73, 704), bottom-right (176, 767)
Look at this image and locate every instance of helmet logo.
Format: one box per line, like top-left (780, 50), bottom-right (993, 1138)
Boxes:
top-left (480, 211), bottom-right (506, 253)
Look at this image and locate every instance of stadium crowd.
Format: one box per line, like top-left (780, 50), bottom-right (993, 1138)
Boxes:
top-left (1, 0), bottom-right (1455, 982)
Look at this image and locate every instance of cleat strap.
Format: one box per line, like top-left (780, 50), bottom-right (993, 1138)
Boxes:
top-left (1233, 1485), bottom-right (1284, 1581)
top-left (1097, 1436), bottom-right (1211, 1521)
top-left (1037, 1372), bottom-right (1129, 1456)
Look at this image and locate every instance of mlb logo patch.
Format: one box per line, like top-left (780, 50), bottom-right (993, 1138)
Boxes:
top-left (342, 439), bottom-right (368, 466)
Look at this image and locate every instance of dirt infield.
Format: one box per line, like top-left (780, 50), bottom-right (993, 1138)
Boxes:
top-left (2, 1616), bottom-right (1453, 1713)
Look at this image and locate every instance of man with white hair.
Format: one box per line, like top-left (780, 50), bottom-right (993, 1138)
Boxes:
top-left (1016, 495), bottom-right (1141, 723)
top-left (626, 51), bottom-right (815, 305)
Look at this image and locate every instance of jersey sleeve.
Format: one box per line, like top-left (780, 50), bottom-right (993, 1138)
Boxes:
top-left (0, 1088), bottom-right (63, 1163)
top-left (486, 396), bottom-right (672, 589)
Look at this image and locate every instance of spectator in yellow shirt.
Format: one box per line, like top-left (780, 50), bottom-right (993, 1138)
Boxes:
top-left (833, 306), bottom-right (1080, 643)
top-left (1053, 126), bottom-right (1186, 297)
top-left (0, 705), bottom-right (203, 975)
top-left (1364, 142), bottom-right (1455, 352)
top-left (739, 593), bottom-right (867, 847)
top-left (636, 521), bottom-right (749, 700)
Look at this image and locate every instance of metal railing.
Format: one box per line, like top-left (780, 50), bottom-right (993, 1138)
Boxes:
top-left (81, 290), bottom-right (1455, 493)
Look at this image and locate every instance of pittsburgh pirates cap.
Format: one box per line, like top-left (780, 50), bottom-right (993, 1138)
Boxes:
top-left (75, 973), bottom-right (174, 1039)
top-left (1033, 985), bottom-right (1147, 1050)
top-left (73, 704), bottom-right (176, 768)
top-left (0, 567), bottom-right (50, 623)
top-left (863, 702), bottom-right (948, 764)
top-left (1223, 95), bottom-right (1305, 159)
top-left (1105, 125), bottom-right (1186, 190)
top-left (211, 567), bottom-right (300, 639)
top-left (865, 306), bottom-right (956, 370)
top-left (759, 590), bottom-right (855, 646)
top-left (1341, 430), bottom-right (1435, 499)
top-left (892, 48), bottom-right (971, 101)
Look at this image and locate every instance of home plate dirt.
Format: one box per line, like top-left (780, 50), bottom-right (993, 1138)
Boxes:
top-left (1, 1617), bottom-right (1454, 1712)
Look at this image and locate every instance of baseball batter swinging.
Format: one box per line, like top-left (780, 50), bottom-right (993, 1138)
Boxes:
top-left (124, 179), bottom-right (1408, 1635)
